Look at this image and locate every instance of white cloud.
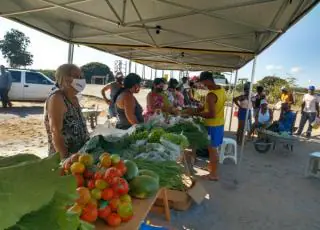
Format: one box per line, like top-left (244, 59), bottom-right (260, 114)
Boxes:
top-left (290, 66), bottom-right (302, 74)
top-left (266, 65), bottom-right (283, 71)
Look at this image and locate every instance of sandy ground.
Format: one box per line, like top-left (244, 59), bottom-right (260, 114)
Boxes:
top-left (1, 85), bottom-right (320, 230)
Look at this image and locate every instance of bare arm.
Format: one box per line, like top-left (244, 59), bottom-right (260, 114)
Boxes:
top-left (269, 109), bottom-right (273, 122)
top-left (101, 83), bottom-right (113, 104)
top-left (233, 95), bottom-right (242, 108)
top-left (47, 94), bottom-right (68, 160)
top-left (123, 93), bottom-right (139, 125)
top-left (194, 93), bottom-right (217, 118)
top-left (146, 93), bottom-right (155, 111)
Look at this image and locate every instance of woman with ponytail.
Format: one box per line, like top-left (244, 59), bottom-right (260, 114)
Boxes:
top-left (114, 73), bottom-right (144, 129)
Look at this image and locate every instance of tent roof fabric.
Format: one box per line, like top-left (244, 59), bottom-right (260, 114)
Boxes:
top-left (0, 0), bottom-right (318, 71)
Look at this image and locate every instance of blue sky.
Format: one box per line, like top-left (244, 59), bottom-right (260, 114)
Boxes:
top-left (0, 5), bottom-right (319, 87)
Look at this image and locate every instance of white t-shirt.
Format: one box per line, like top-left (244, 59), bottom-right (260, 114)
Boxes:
top-left (303, 94), bottom-right (319, 113)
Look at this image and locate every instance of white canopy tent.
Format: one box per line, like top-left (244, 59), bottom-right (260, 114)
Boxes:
top-left (1, 0), bottom-right (318, 183)
top-left (0, 0), bottom-right (318, 71)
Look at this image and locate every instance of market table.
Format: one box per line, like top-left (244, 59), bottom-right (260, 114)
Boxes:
top-left (95, 188), bottom-right (170, 230)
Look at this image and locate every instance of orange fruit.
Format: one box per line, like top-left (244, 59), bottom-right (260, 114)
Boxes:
top-left (76, 187), bottom-right (91, 205)
top-left (99, 152), bottom-right (110, 161)
top-left (79, 154), bottom-right (94, 166)
top-left (100, 155), bottom-right (112, 168)
top-left (71, 162), bottom-right (85, 174)
top-left (95, 179), bottom-right (108, 190)
top-left (91, 188), bottom-right (102, 200)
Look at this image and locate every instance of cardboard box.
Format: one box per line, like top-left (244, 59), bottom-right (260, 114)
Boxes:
top-left (155, 180), bottom-right (207, 211)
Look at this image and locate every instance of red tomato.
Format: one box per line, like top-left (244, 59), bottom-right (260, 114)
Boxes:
top-left (109, 198), bottom-right (120, 211)
top-left (87, 179), bottom-right (96, 190)
top-left (107, 213), bottom-right (122, 227)
top-left (94, 171), bottom-right (103, 180)
top-left (101, 188), bottom-right (114, 201)
top-left (98, 206), bottom-right (111, 221)
top-left (80, 204), bottom-right (98, 223)
top-left (104, 167), bottom-right (120, 185)
top-left (74, 174), bottom-right (84, 187)
top-left (115, 160), bottom-right (127, 176)
top-left (112, 178), bottom-right (129, 196)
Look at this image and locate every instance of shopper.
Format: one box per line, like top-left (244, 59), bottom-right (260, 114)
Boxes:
top-left (296, 86), bottom-right (319, 138)
top-left (249, 99), bottom-right (273, 136)
top-left (233, 83), bottom-right (252, 144)
top-left (101, 72), bottom-right (123, 117)
top-left (114, 73), bottom-right (144, 129)
top-left (44, 64), bottom-right (89, 160)
top-left (252, 86), bottom-right (266, 116)
top-left (185, 71), bottom-right (226, 181)
top-left (0, 65), bottom-right (12, 108)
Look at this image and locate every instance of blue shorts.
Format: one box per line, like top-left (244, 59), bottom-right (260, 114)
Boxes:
top-left (207, 125), bottom-right (224, 148)
top-left (238, 108), bottom-right (251, 121)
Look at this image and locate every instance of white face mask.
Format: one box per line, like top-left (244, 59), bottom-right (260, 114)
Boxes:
top-left (163, 84), bottom-right (168, 90)
top-left (71, 79), bottom-right (86, 92)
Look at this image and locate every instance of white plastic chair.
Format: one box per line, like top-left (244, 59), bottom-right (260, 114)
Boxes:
top-left (219, 138), bottom-right (237, 164)
top-left (306, 152), bottom-right (320, 178)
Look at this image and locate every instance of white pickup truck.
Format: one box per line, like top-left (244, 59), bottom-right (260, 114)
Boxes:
top-left (8, 69), bottom-right (56, 101)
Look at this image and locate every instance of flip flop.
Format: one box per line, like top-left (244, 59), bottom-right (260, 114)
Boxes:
top-left (200, 174), bottom-right (219, 181)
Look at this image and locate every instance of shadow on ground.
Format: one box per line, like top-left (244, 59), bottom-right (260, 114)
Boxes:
top-left (0, 106), bottom-right (44, 118)
top-left (153, 131), bottom-right (320, 230)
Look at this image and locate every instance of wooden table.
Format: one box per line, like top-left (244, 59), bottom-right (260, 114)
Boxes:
top-left (95, 188), bottom-right (170, 230)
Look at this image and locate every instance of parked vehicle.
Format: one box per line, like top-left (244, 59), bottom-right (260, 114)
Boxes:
top-left (8, 69), bottom-right (56, 101)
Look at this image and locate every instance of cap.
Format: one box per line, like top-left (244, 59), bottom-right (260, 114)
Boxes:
top-left (281, 86), bottom-right (287, 91)
top-left (309, 85), bottom-right (315, 91)
top-left (199, 71), bottom-right (213, 81)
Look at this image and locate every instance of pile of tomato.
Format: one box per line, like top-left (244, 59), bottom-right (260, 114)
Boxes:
top-left (62, 152), bottom-right (133, 227)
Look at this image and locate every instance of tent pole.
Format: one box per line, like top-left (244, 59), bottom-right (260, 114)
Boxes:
top-left (129, 60), bottom-right (132, 73)
top-left (67, 22), bottom-right (74, 64)
top-left (134, 62), bottom-right (137, 74)
top-left (142, 65), bottom-right (145, 79)
top-left (228, 70), bottom-right (238, 131)
top-left (234, 56), bottom-right (257, 185)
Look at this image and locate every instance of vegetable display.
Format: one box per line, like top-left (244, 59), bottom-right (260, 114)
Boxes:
top-left (134, 159), bottom-right (185, 191)
top-left (62, 152), bottom-right (160, 227)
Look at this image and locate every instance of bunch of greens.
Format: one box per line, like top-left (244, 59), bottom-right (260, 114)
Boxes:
top-left (79, 135), bottom-right (133, 162)
top-left (0, 153), bottom-right (93, 230)
top-left (166, 121), bottom-right (209, 149)
top-left (161, 133), bottom-right (189, 149)
top-left (148, 127), bottom-right (166, 143)
top-left (133, 159), bottom-right (185, 191)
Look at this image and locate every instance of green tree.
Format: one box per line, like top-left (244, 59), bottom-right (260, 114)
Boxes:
top-left (38, 69), bottom-right (56, 80)
top-left (80, 62), bottom-right (111, 84)
top-left (0, 29), bottom-right (33, 67)
top-left (256, 76), bottom-right (290, 103)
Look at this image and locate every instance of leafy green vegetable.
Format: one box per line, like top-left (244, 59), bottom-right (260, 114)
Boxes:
top-left (148, 128), bottom-right (165, 143)
top-left (162, 133), bottom-right (189, 149)
top-left (134, 159), bottom-right (185, 191)
top-left (166, 121), bottom-right (209, 149)
top-left (0, 154), bottom-right (92, 230)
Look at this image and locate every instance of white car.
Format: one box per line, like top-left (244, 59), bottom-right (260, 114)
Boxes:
top-left (8, 69), bottom-right (56, 101)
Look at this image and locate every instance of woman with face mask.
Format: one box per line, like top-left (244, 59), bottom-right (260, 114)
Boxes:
top-left (145, 78), bottom-right (176, 121)
top-left (44, 64), bottom-right (89, 160)
top-left (113, 73), bottom-right (144, 129)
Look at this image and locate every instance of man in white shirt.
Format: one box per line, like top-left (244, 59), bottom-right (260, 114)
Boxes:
top-left (296, 86), bottom-right (319, 138)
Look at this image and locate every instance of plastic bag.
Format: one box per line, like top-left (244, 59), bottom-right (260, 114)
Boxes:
top-left (90, 124), bottom-right (136, 138)
top-left (160, 138), bottom-right (181, 156)
top-left (311, 117), bottom-right (320, 129)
